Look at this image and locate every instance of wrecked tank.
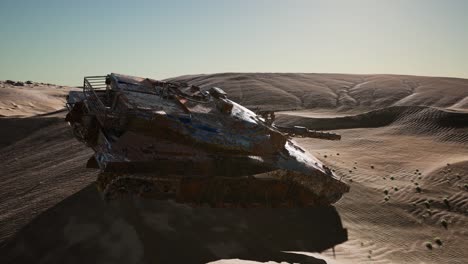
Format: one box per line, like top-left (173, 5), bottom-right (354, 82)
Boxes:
top-left (65, 73), bottom-right (349, 207)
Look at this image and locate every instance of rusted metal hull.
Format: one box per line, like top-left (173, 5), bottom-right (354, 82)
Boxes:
top-left (96, 169), bottom-right (348, 207)
top-left (66, 73), bottom-right (349, 207)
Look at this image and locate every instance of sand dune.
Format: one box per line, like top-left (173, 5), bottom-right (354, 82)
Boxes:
top-left (0, 81), bottom-right (72, 117)
top-left (168, 73), bottom-right (468, 111)
top-left (275, 106), bottom-right (468, 132)
top-left (1, 73), bottom-right (467, 263)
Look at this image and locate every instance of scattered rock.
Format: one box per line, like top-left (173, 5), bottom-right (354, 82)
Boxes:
top-left (441, 219), bottom-right (448, 229)
top-left (434, 237), bottom-right (443, 246)
top-left (425, 242), bottom-right (433, 250)
top-left (416, 186), bottom-right (422, 193)
top-left (443, 198), bottom-right (450, 208)
top-left (25, 80), bottom-right (33, 84)
top-left (424, 201), bottom-right (430, 208)
top-left (370, 165), bottom-right (375, 169)
top-left (14, 81), bottom-right (24, 86)
top-left (6, 80), bottom-right (15, 85)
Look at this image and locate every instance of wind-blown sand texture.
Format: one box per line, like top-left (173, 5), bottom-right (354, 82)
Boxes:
top-left (0, 74), bottom-right (467, 264)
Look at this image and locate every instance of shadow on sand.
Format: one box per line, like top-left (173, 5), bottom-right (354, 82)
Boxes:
top-left (1, 184), bottom-right (347, 264)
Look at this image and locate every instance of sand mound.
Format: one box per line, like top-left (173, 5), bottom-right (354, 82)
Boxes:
top-left (0, 81), bottom-right (73, 117)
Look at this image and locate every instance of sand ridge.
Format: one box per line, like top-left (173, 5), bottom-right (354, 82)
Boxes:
top-left (0, 80), bottom-right (74, 117)
top-left (168, 73), bottom-right (468, 111)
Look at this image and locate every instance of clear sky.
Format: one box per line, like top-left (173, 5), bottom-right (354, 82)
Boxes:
top-left (1, 0), bottom-right (467, 86)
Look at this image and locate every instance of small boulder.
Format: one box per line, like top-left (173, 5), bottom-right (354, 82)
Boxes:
top-left (425, 242), bottom-right (433, 250)
top-left (14, 81), bottom-right (24, 86)
top-left (441, 219), bottom-right (448, 229)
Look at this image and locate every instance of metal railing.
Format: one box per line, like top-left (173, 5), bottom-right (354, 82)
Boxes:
top-left (83, 76), bottom-right (108, 124)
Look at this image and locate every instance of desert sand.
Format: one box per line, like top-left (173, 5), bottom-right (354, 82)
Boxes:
top-left (0, 81), bottom-right (73, 117)
top-left (0, 74), bottom-right (467, 264)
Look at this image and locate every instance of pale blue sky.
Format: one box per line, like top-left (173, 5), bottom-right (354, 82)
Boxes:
top-left (1, 0), bottom-right (467, 85)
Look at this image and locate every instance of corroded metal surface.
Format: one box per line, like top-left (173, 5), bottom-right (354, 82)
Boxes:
top-left (276, 125), bottom-right (342, 140)
top-left (66, 73), bottom-right (349, 207)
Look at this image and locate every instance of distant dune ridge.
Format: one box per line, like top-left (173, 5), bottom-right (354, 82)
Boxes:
top-left (168, 73), bottom-right (468, 111)
top-left (0, 73), bottom-right (467, 264)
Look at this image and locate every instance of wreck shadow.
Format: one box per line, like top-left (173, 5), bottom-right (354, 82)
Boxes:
top-left (1, 184), bottom-right (347, 264)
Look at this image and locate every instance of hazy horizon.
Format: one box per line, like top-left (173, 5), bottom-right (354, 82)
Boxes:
top-left (1, 0), bottom-right (467, 86)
